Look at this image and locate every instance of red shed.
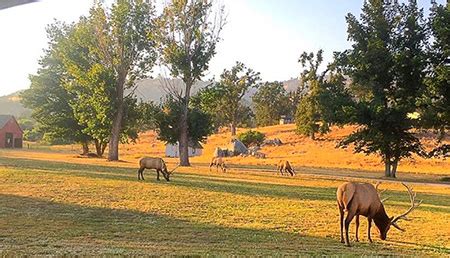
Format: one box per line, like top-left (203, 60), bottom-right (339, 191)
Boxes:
top-left (0, 115), bottom-right (23, 148)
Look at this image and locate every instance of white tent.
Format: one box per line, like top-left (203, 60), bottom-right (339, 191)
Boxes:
top-left (165, 141), bottom-right (203, 157)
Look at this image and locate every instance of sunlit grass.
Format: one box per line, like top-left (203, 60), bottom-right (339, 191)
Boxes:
top-left (0, 155), bottom-right (448, 255)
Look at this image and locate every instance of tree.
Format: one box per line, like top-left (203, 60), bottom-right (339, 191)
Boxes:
top-left (295, 50), bottom-right (328, 139)
top-left (419, 3), bottom-right (449, 142)
top-left (155, 97), bottom-right (214, 146)
top-left (21, 22), bottom-right (92, 154)
top-left (336, 0), bottom-right (428, 178)
top-left (91, 0), bottom-right (158, 161)
top-left (155, 0), bottom-right (225, 166)
top-left (56, 1), bottom-right (157, 159)
top-left (217, 62), bottom-right (260, 134)
top-left (253, 81), bottom-right (289, 126)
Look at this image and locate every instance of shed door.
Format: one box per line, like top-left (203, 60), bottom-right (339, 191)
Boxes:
top-left (14, 138), bottom-right (23, 148)
top-left (5, 133), bottom-right (13, 148)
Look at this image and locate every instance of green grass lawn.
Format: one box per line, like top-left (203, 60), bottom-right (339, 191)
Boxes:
top-left (0, 155), bottom-right (449, 256)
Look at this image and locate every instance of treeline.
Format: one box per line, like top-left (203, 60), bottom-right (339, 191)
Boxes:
top-left (21, 0), bottom-right (448, 176)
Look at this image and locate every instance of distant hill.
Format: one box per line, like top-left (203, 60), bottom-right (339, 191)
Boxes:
top-left (0, 91), bottom-right (30, 117)
top-left (0, 77), bottom-right (301, 117)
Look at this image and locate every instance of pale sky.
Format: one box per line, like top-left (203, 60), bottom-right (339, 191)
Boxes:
top-left (0, 0), bottom-right (443, 96)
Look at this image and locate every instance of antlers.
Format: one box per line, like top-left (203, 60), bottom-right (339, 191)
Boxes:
top-left (391, 183), bottom-right (422, 231)
top-left (375, 182), bottom-right (389, 203)
top-left (168, 164), bottom-right (180, 174)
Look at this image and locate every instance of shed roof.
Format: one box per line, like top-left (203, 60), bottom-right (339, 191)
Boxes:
top-left (0, 115), bottom-right (13, 129)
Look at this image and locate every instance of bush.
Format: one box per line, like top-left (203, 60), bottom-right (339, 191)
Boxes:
top-left (237, 130), bottom-right (265, 147)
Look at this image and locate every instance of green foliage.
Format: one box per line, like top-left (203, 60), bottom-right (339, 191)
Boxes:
top-left (419, 3), bottom-right (449, 143)
top-left (237, 130), bottom-right (266, 147)
top-left (17, 117), bottom-right (43, 142)
top-left (53, 0), bottom-right (157, 158)
top-left (155, 97), bottom-right (214, 145)
top-left (155, 0), bottom-right (225, 83)
top-left (191, 62), bottom-right (259, 133)
top-left (253, 82), bottom-right (290, 126)
top-left (155, 0), bottom-right (225, 165)
top-left (295, 50), bottom-right (330, 139)
top-left (335, 0), bottom-right (429, 177)
top-left (21, 21), bottom-right (91, 146)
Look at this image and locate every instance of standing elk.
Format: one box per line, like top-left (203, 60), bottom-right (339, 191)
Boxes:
top-left (337, 182), bottom-right (421, 246)
top-left (210, 157), bottom-right (227, 172)
top-left (277, 160), bottom-right (295, 176)
top-left (138, 157), bottom-right (177, 181)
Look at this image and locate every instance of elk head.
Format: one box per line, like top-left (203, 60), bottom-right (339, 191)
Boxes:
top-left (377, 182), bottom-right (422, 239)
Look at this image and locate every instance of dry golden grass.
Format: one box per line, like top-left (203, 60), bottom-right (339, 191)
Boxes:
top-left (17, 124), bottom-right (450, 179)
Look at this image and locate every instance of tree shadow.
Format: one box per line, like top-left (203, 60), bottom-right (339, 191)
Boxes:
top-left (0, 194), bottom-right (420, 256)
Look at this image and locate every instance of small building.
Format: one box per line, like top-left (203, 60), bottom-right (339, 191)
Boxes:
top-left (279, 115), bottom-right (293, 125)
top-left (165, 140), bottom-right (203, 157)
top-left (0, 115), bottom-right (23, 148)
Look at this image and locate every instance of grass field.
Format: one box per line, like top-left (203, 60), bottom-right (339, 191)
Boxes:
top-left (1, 150), bottom-right (449, 255)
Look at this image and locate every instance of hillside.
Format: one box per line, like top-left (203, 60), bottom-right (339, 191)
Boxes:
top-left (128, 124), bottom-right (449, 176)
top-left (0, 78), bottom-right (300, 116)
top-left (19, 124), bottom-right (447, 177)
top-left (0, 91), bottom-right (30, 117)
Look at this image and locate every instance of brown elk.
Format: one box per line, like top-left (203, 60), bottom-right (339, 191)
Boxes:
top-left (337, 182), bottom-right (421, 246)
top-left (138, 157), bottom-right (177, 181)
top-left (210, 157), bottom-right (227, 172)
top-left (277, 160), bottom-right (295, 176)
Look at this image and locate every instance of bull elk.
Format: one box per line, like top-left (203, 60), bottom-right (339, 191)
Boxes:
top-left (210, 157), bottom-right (227, 173)
top-left (277, 160), bottom-right (295, 176)
top-left (137, 157), bottom-right (177, 181)
top-left (337, 182), bottom-right (421, 246)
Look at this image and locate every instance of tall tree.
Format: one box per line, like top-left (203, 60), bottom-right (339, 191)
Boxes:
top-left (56, 1), bottom-right (157, 159)
top-left (21, 22), bottom-right (92, 154)
top-left (253, 81), bottom-right (289, 126)
top-left (93, 0), bottom-right (158, 161)
top-left (336, 0), bottom-right (428, 178)
top-left (216, 62), bottom-right (260, 135)
top-left (295, 50), bottom-right (328, 139)
top-left (155, 0), bottom-right (225, 166)
top-left (420, 3), bottom-right (449, 142)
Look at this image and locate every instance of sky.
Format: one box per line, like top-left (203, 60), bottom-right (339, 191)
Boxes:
top-left (0, 0), bottom-right (444, 96)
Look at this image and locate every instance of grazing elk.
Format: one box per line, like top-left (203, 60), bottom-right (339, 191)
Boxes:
top-left (277, 160), bottom-right (295, 176)
top-left (337, 182), bottom-right (421, 246)
top-left (137, 157), bottom-right (176, 181)
top-left (210, 157), bottom-right (227, 173)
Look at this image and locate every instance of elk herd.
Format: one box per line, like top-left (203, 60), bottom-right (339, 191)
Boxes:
top-left (137, 156), bottom-right (422, 247)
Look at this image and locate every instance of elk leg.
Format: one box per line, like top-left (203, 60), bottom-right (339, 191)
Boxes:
top-left (355, 215), bottom-right (360, 242)
top-left (156, 169), bottom-right (160, 181)
top-left (344, 211), bottom-right (356, 246)
top-left (289, 168), bottom-right (294, 176)
top-left (367, 218), bottom-right (373, 243)
top-left (338, 204), bottom-right (345, 243)
top-left (209, 163), bottom-right (213, 172)
top-left (137, 167), bottom-right (144, 180)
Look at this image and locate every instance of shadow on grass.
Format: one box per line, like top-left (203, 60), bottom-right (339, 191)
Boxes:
top-left (0, 194), bottom-right (435, 256)
top-left (1, 156), bottom-right (449, 213)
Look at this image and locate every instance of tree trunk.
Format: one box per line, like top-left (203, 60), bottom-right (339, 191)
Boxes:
top-left (230, 122), bottom-right (236, 136)
top-left (108, 106), bottom-right (123, 161)
top-left (81, 142), bottom-right (89, 155)
top-left (384, 160), bottom-right (391, 177)
top-left (391, 159), bottom-right (398, 178)
top-left (179, 80), bottom-right (192, 167)
top-left (95, 140), bottom-right (102, 157)
top-left (108, 75), bottom-right (126, 161)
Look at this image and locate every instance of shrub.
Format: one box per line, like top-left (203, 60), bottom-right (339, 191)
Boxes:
top-left (237, 130), bottom-right (265, 147)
